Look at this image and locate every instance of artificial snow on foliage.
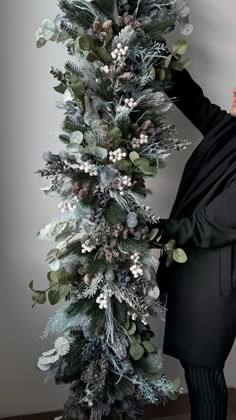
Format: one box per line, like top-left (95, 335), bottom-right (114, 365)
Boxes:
top-left (31, 0), bottom-right (191, 418)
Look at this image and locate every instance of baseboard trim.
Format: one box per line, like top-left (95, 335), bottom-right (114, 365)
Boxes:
top-left (228, 387), bottom-right (236, 415)
top-left (2, 387), bottom-right (236, 419)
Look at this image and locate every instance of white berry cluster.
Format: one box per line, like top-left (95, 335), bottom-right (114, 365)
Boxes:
top-left (111, 43), bottom-right (128, 61)
top-left (124, 97), bottom-right (138, 108)
top-left (81, 239), bottom-right (96, 254)
top-left (127, 310), bottom-right (149, 325)
top-left (141, 312), bottom-right (149, 325)
top-left (131, 133), bottom-right (149, 149)
top-left (127, 310), bottom-right (138, 321)
top-left (116, 175), bottom-right (132, 195)
top-left (100, 64), bottom-right (110, 74)
top-left (78, 161), bottom-right (98, 176)
top-left (130, 252), bottom-right (143, 278)
top-left (83, 389), bottom-right (93, 407)
top-left (109, 148), bottom-right (127, 162)
top-left (96, 289), bottom-right (114, 309)
top-left (58, 201), bottom-right (77, 213)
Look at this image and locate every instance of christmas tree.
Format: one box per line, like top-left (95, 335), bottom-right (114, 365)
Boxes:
top-left (30, 0), bottom-right (193, 418)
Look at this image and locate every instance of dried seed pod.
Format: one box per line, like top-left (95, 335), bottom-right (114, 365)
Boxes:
top-left (124, 15), bottom-right (134, 25)
top-left (116, 16), bottom-right (125, 26)
top-left (141, 120), bottom-right (153, 131)
top-left (93, 16), bottom-right (102, 33)
top-left (102, 19), bottom-right (113, 32)
top-left (99, 31), bottom-right (107, 41)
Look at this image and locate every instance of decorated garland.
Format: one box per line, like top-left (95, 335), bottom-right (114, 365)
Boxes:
top-left (31, 1), bottom-right (193, 419)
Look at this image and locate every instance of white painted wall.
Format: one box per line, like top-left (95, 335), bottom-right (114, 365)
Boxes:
top-left (0, 0), bottom-right (235, 416)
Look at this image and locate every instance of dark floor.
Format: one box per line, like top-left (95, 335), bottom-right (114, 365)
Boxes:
top-left (157, 410), bottom-right (235, 419)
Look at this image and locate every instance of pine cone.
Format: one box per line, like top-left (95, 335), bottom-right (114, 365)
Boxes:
top-left (93, 16), bottom-right (102, 33)
top-left (124, 15), bottom-right (135, 25)
top-left (118, 72), bottom-right (136, 81)
top-left (102, 20), bottom-right (113, 32)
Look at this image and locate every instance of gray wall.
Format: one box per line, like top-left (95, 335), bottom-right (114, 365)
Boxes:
top-left (0, 0), bottom-right (236, 416)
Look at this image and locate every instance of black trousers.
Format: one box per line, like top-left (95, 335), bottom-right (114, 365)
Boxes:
top-left (180, 360), bottom-right (228, 420)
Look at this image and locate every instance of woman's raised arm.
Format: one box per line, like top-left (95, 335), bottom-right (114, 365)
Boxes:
top-left (163, 61), bottom-right (228, 136)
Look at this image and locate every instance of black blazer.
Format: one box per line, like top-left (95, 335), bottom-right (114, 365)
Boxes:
top-left (153, 66), bottom-right (236, 368)
top-left (158, 67), bottom-right (236, 249)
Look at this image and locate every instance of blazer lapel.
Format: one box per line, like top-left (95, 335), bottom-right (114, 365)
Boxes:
top-left (169, 113), bottom-right (236, 218)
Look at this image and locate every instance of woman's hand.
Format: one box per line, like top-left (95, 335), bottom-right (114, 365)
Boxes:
top-left (230, 87), bottom-right (236, 116)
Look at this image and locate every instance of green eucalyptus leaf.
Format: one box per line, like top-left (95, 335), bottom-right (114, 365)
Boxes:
top-left (37, 219), bottom-right (80, 242)
top-left (57, 30), bottom-right (70, 43)
top-left (70, 74), bottom-right (81, 84)
top-left (107, 126), bottom-right (122, 142)
top-left (155, 232), bottom-right (162, 243)
top-left (63, 87), bottom-right (75, 102)
top-left (35, 19), bottom-right (57, 43)
top-left (70, 80), bottom-right (84, 97)
top-left (156, 68), bottom-right (165, 81)
top-left (129, 151), bottom-right (139, 162)
top-left (32, 290), bottom-right (47, 304)
top-left (75, 34), bottom-right (95, 52)
top-left (48, 258), bottom-right (61, 271)
top-left (164, 54), bottom-right (172, 68)
top-left (47, 270), bottom-right (59, 284)
top-left (148, 228), bottom-right (159, 241)
top-left (36, 38), bottom-right (47, 48)
top-left (53, 84), bottom-right (66, 94)
top-left (48, 288), bottom-right (61, 305)
top-left (66, 143), bottom-right (81, 153)
top-left (58, 285), bottom-right (70, 302)
top-left (165, 70), bottom-right (172, 81)
top-left (133, 334), bottom-right (142, 344)
top-left (124, 318), bottom-right (130, 330)
top-left (59, 134), bottom-right (70, 144)
top-left (148, 66), bottom-right (156, 80)
top-left (96, 46), bottom-right (112, 64)
top-left (127, 321), bottom-right (136, 335)
top-left (173, 248), bottom-right (188, 263)
top-left (172, 39), bottom-right (188, 55)
top-left (142, 340), bottom-right (156, 353)
top-left (48, 269), bottom-right (75, 286)
top-left (139, 163), bottom-right (157, 176)
top-left (37, 220), bottom-right (66, 241)
top-left (171, 377), bottom-right (181, 392)
top-left (29, 280), bottom-right (34, 291)
top-left (40, 185), bottom-right (61, 199)
top-left (129, 343), bottom-right (144, 360)
top-left (169, 391), bottom-right (179, 400)
top-left (171, 61), bottom-right (183, 71)
top-left (95, 146), bottom-right (108, 160)
top-left (45, 248), bottom-right (59, 261)
top-left (59, 270), bottom-right (75, 286)
top-left (114, 159), bottom-right (132, 171)
top-left (87, 51), bottom-right (98, 62)
top-left (54, 231), bottom-right (74, 242)
top-left (181, 58), bottom-right (192, 69)
top-left (133, 157), bottom-right (150, 167)
top-left (70, 131), bottom-right (83, 144)
top-left (77, 26), bottom-right (85, 36)
top-left (166, 239), bottom-right (176, 250)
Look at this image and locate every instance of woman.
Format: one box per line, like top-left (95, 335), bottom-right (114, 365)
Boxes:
top-left (153, 62), bottom-right (236, 419)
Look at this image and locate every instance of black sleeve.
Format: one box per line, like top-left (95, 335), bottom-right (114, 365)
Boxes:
top-left (158, 178), bottom-right (236, 248)
top-left (164, 62), bottom-right (228, 136)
